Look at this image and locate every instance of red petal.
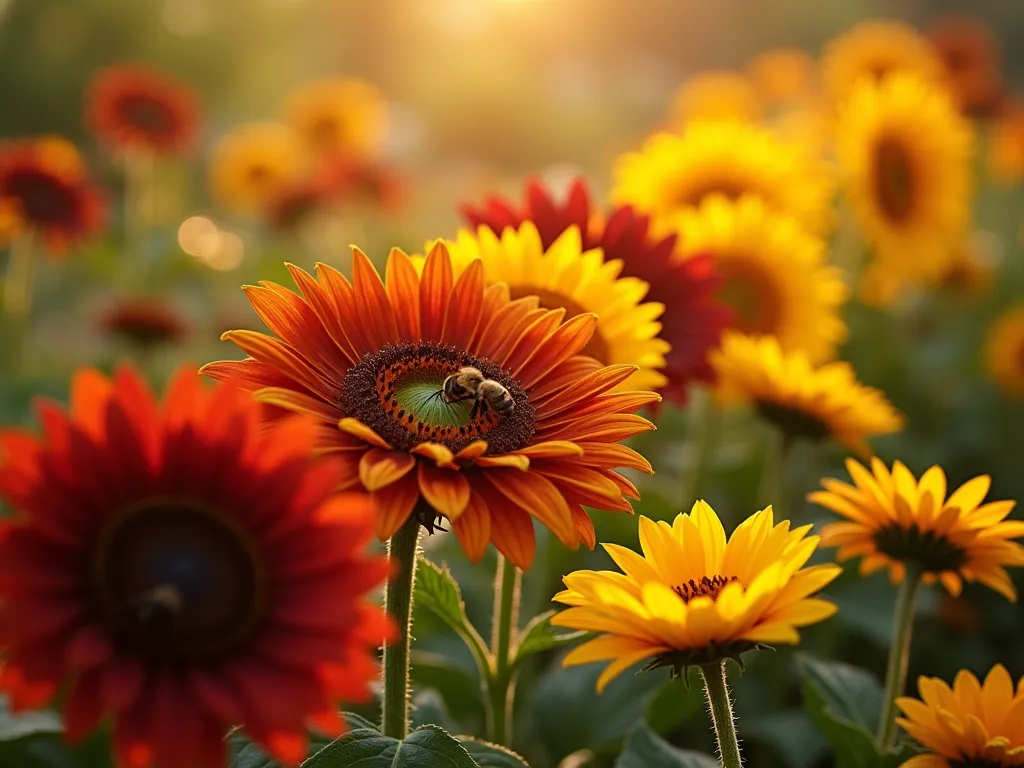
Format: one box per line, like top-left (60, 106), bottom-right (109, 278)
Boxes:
top-left (483, 469), bottom-right (576, 547)
top-left (70, 368), bottom-right (113, 439)
top-left (373, 471), bottom-right (421, 539)
top-left (351, 247), bottom-right (401, 350)
top-left (512, 312), bottom-right (598, 389)
top-left (452, 487), bottom-right (491, 563)
top-left (441, 259), bottom-right (484, 349)
top-left (419, 241), bottom-right (454, 341)
top-left (385, 248), bottom-right (422, 339)
top-left (500, 309), bottom-right (566, 373)
top-left (417, 463), bottom-right (470, 519)
top-left (475, 480), bottom-right (535, 569)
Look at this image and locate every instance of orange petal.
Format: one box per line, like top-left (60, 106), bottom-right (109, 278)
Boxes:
top-left (441, 259), bottom-right (485, 349)
top-left (253, 388), bottom-right (340, 424)
top-left (338, 417), bottom-right (393, 450)
top-left (385, 249), bottom-right (421, 340)
top-left (374, 472), bottom-right (421, 540)
top-left (475, 454), bottom-right (530, 470)
top-left (351, 247), bottom-right (401, 351)
top-left (484, 469), bottom-right (576, 547)
top-left (285, 263), bottom-right (360, 366)
top-left (315, 262), bottom-right (377, 360)
top-left (359, 448), bottom-right (416, 491)
top-left (221, 330), bottom-right (338, 402)
top-left (410, 442), bottom-right (457, 468)
top-left (243, 282), bottom-right (342, 377)
top-left (516, 441), bottom-right (584, 459)
top-left (571, 505), bottom-right (597, 550)
top-left (575, 442), bottom-right (653, 473)
top-left (483, 304), bottom-right (548, 364)
top-left (500, 309), bottom-right (566, 373)
top-left (532, 364), bottom-right (638, 412)
top-left (513, 313), bottom-right (598, 389)
top-left (71, 368), bottom-right (113, 438)
top-left (476, 480), bottom-right (536, 569)
top-left (467, 283), bottom-right (511, 355)
top-left (418, 463), bottom-right (471, 519)
top-left (539, 414), bottom-right (654, 443)
top-left (419, 241), bottom-right (453, 341)
top-left (454, 440), bottom-right (488, 462)
top-left (452, 489), bottom-right (491, 563)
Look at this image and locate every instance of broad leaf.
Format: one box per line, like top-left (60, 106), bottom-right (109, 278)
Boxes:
top-left (458, 738), bottom-right (530, 767)
top-left (231, 714), bottom-right (379, 768)
top-left (644, 670), bottom-right (704, 734)
top-left (512, 612), bottom-right (586, 668)
top-left (415, 559), bottom-right (490, 674)
top-left (305, 724), bottom-right (480, 767)
top-left (616, 724), bottom-right (718, 768)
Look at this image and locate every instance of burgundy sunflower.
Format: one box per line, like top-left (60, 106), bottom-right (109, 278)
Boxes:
top-left (202, 242), bottom-right (657, 569)
top-left (85, 64), bottom-right (200, 156)
top-left (99, 297), bottom-right (189, 348)
top-left (0, 366), bottom-right (392, 767)
top-left (926, 16), bottom-right (1004, 118)
top-left (461, 177), bottom-right (730, 405)
top-left (0, 138), bottom-right (105, 254)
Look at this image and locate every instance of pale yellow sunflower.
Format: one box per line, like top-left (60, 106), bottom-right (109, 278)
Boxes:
top-left (984, 303), bottom-right (1024, 399)
top-left (670, 71), bottom-right (762, 124)
top-left (208, 122), bottom-right (306, 214)
top-left (284, 77), bottom-right (387, 158)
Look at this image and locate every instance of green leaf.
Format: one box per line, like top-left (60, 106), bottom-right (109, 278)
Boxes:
top-left (414, 559), bottom-right (490, 675)
top-left (410, 651), bottom-right (485, 727)
top-left (512, 612), bottom-right (587, 668)
top-left (457, 738), bottom-right (530, 767)
top-left (231, 714), bottom-right (378, 767)
top-left (616, 724), bottom-right (718, 768)
top-left (304, 724), bottom-right (480, 767)
top-left (0, 698), bottom-right (62, 743)
top-left (644, 670), bottom-right (704, 734)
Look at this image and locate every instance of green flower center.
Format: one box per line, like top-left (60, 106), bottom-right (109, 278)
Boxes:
top-left (873, 524), bottom-right (969, 573)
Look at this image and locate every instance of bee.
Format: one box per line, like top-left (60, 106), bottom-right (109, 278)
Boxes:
top-left (436, 366), bottom-right (514, 418)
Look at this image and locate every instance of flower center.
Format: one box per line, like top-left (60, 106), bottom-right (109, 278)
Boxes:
top-left (872, 523), bottom-right (969, 573)
top-left (507, 286), bottom-right (609, 362)
top-left (339, 341), bottom-right (535, 455)
top-left (7, 170), bottom-right (74, 225)
top-left (718, 257), bottom-right (782, 336)
top-left (246, 163), bottom-right (272, 189)
top-left (673, 574), bottom-right (737, 603)
top-left (119, 95), bottom-right (174, 134)
top-left (673, 180), bottom-right (750, 209)
top-left (92, 500), bottom-right (263, 660)
top-left (873, 136), bottom-right (916, 223)
top-left (310, 115), bottom-right (343, 147)
top-left (756, 401), bottom-right (830, 443)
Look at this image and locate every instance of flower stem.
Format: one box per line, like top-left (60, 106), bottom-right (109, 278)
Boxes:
top-left (876, 563), bottom-right (923, 749)
top-left (681, 387), bottom-right (719, 508)
top-left (700, 661), bottom-right (743, 768)
top-left (4, 232), bottom-right (36, 318)
top-left (487, 555), bottom-right (521, 746)
top-left (381, 516), bottom-right (422, 739)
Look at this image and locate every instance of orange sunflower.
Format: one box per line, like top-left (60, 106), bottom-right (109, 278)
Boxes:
top-left (85, 64), bottom-right (201, 156)
top-left (203, 243), bottom-right (657, 569)
top-left (0, 366), bottom-right (392, 768)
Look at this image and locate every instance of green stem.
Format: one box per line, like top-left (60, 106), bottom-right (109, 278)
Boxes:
top-left (4, 232), bottom-right (36, 318)
top-left (124, 150), bottom-right (154, 292)
top-left (487, 555), bottom-right (521, 746)
top-left (876, 563), bottom-right (923, 749)
top-left (681, 387), bottom-right (719, 508)
top-left (832, 203), bottom-right (865, 288)
top-left (381, 516), bottom-right (422, 739)
top-left (700, 661), bottom-right (743, 768)
top-left (758, 429), bottom-right (792, 514)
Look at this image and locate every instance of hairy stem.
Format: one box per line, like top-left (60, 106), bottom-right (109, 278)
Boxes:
top-left (700, 661), bottom-right (743, 768)
top-left (877, 564), bottom-right (923, 749)
top-left (487, 555), bottom-right (521, 746)
top-left (381, 517), bottom-right (422, 739)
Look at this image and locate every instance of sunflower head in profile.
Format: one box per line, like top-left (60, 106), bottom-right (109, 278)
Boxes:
top-left (0, 366), bottom-right (392, 768)
top-left (746, 47), bottom-right (815, 106)
top-left (0, 137), bottom-right (105, 254)
top-left (983, 303), bottom-right (1024, 399)
top-left (897, 664), bottom-right (1024, 768)
top-left (612, 119), bottom-right (835, 237)
top-left (711, 332), bottom-right (904, 455)
top-left (460, 177), bottom-right (730, 406)
top-left (209, 122), bottom-right (307, 215)
top-left (670, 71), bottom-right (762, 124)
top-left (98, 297), bottom-right (189, 348)
top-left (202, 242), bottom-right (657, 569)
top-left (85, 64), bottom-right (200, 156)
top-left (821, 20), bottom-right (945, 105)
top-left (552, 502), bottom-right (841, 689)
top-left (837, 71), bottom-right (974, 306)
top-left (926, 16), bottom-right (1004, 118)
top-left (674, 194), bottom-right (847, 363)
top-left (284, 77), bottom-right (387, 159)
top-left (810, 458), bottom-right (1024, 600)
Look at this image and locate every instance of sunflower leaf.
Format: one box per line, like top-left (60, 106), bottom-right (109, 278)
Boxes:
top-left (414, 558), bottom-right (491, 677)
top-left (457, 737), bottom-right (530, 767)
top-left (615, 723), bottom-right (718, 768)
top-left (303, 724), bottom-right (482, 767)
top-left (511, 612), bottom-right (587, 668)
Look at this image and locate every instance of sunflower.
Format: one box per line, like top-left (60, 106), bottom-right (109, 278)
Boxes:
top-left (284, 77), bottom-right (387, 159)
top-left (673, 194), bottom-right (847, 363)
top-left (461, 176), bottom-right (730, 406)
top-left (612, 119), bottom-right (834, 236)
top-left (202, 242), bottom-right (657, 569)
top-left (821, 20), bottom-right (946, 105)
top-left (0, 138), bottom-right (105, 253)
top-left (0, 366), bottom-right (392, 768)
top-left (85, 64), bottom-right (200, 156)
top-left (98, 297), bottom-right (189, 347)
top-left (440, 222), bottom-right (670, 393)
top-left (669, 71), bottom-right (762, 124)
top-left (810, 458), bottom-right (1024, 599)
top-left (988, 100), bottom-right (1024, 186)
top-left (552, 501), bottom-right (841, 690)
top-left (209, 122), bottom-right (307, 215)
top-left (926, 16), bottom-right (1004, 118)
top-left (897, 665), bottom-right (1024, 767)
top-left (710, 332), bottom-right (903, 455)
top-left (837, 72), bottom-right (974, 306)
top-left (983, 303), bottom-right (1024, 399)
top-left (746, 48), bottom-right (815, 106)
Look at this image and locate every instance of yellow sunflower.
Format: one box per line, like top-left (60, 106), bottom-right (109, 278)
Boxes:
top-left (897, 665), bottom-right (1024, 768)
top-left (672, 194), bottom-right (847, 363)
top-left (208, 122), bottom-right (306, 214)
top-left (984, 303), bottom-right (1024, 399)
top-left (436, 222), bottom-right (670, 393)
top-left (746, 47), bottom-right (815, 106)
top-left (810, 458), bottom-right (1024, 599)
top-left (711, 332), bottom-right (904, 455)
top-left (670, 71), bottom-right (762, 124)
top-left (612, 119), bottom-right (834, 237)
top-left (837, 72), bottom-right (974, 306)
top-left (284, 77), bottom-right (387, 158)
top-left (553, 501), bottom-right (841, 690)
top-left (821, 20), bottom-right (946, 105)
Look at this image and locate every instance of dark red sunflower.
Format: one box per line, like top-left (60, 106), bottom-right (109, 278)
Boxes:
top-left (85, 64), bottom-right (200, 156)
top-left (926, 16), bottom-right (1004, 118)
top-left (461, 177), bottom-right (730, 405)
top-left (0, 139), bottom-right (105, 254)
top-left (99, 298), bottom-right (189, 347)
top-left (265, 175), bottom-right (333, 232)
top-left (322, 154), bottom-right (404, 213)
top-left (0, 366), bottom-right (392, 768)
top-left (202, 243), bottom-right (656, 569)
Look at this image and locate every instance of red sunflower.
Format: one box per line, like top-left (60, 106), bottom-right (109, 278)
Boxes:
top-left (0, 139), bottom-right (105, 254)
top-left (461, 177), bottom-right (730, 405)
top-left (0, 366), bottom-right (392, 768)
top-left (202, 243), bottom-right (656, 569)
top-left (85, 64), bottom-right (200, 156)
top-left (99, 297), bottom-right (189, 348)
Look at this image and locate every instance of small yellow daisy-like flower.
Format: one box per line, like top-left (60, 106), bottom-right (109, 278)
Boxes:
top-left (984, 303), bottom-right (1024, 399)
top-left (670, 71), bottom-right (762, 124)
top-left (209, 122), bottom-right (306, 214)
top-left (612, 119), bottom-right (835, 237)
top-left (284, 77), bottom-right (387, 158)
top-left (821, 20), bottom-right (945, 105)
top-left (810, 458), bottom-right (1024, 600)
top-left (552, 502), bottom-right (841, 691)
top-left (674, 195), bottom-right (848, 363)
top-left (897, 664), bottom-right (1024, 768)
top-left (837, 72), bottom-right (974, 306)
top-left (439, 222), bottom-right (670, 393)
top-left (711, 332), bottom-right (904, 455)
top-left (746, 47), bottom-right (815, 106)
